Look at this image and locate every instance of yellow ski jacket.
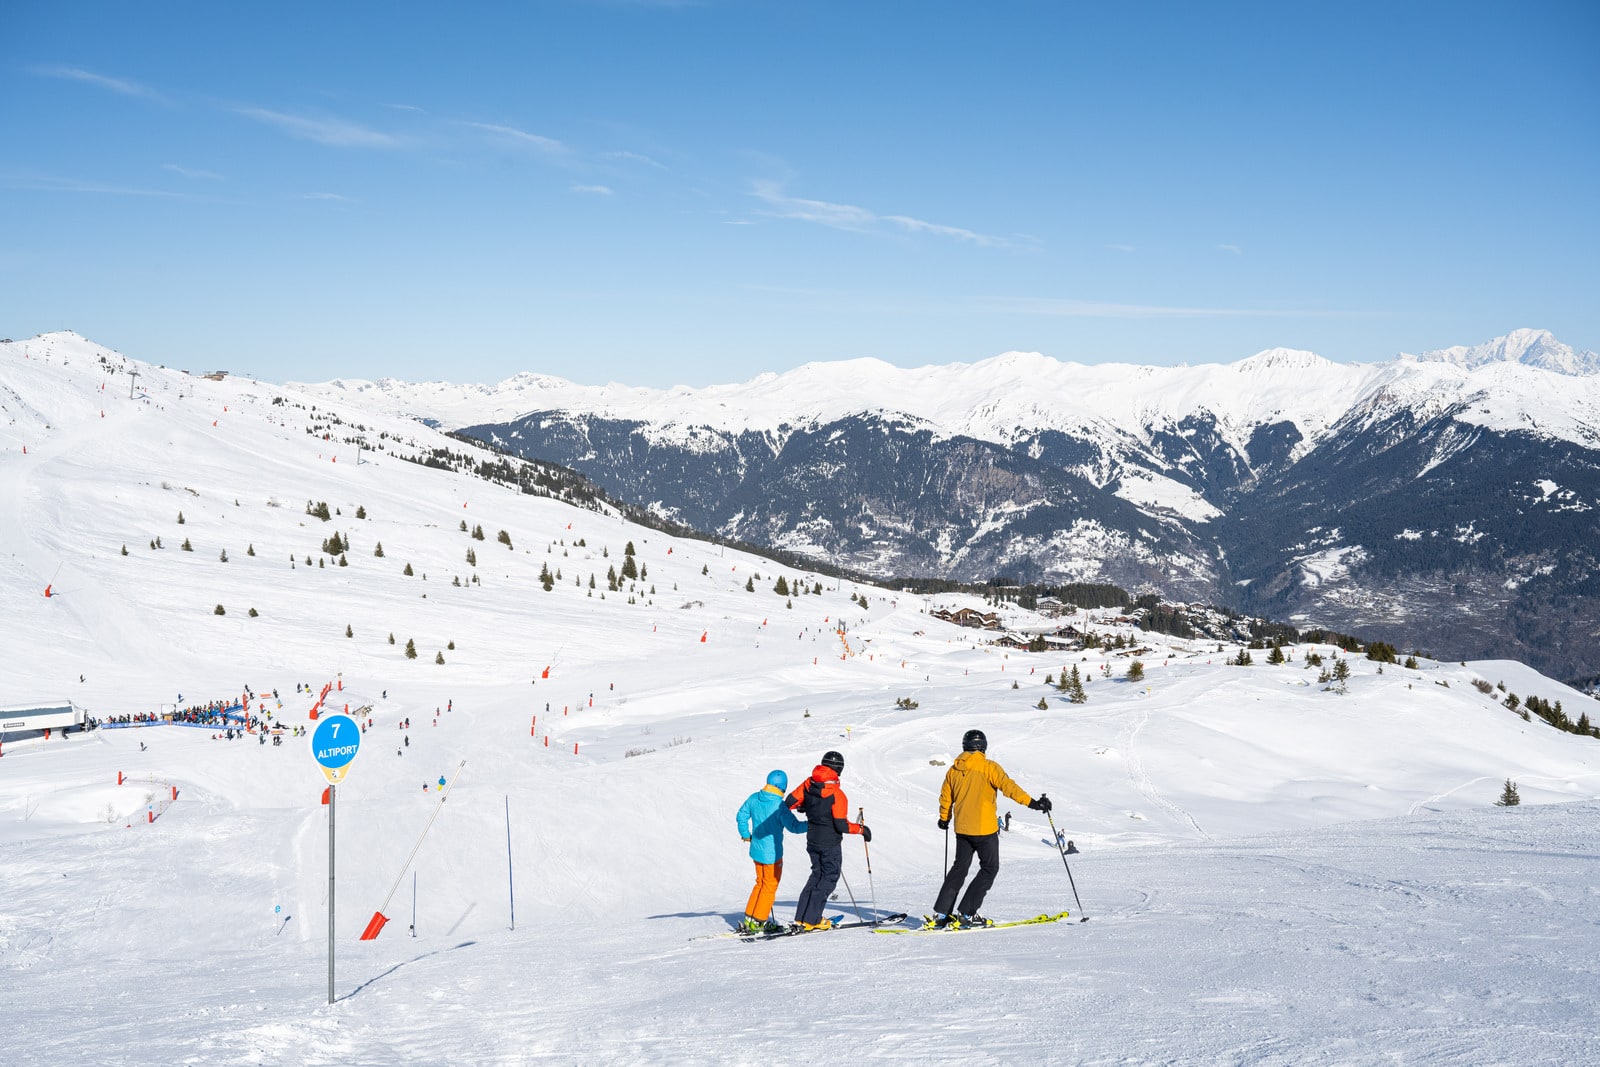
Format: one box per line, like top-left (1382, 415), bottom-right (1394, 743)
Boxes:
top-left (939, 751), bottom-right (1033, 836)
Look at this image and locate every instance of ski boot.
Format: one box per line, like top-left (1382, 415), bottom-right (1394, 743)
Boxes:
top-left (922, 913), bottom-right (957, 930)
top-left (958, 913), bottom-right (995, 928)
top-left (798, 917), bottom-right (833, 932)
top-left (735, 916), bottom-right (763, 935)
top-left (761, 918), bottom-right (786, 935)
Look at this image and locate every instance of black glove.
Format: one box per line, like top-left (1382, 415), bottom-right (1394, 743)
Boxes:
top-left (859, 824), bottom-right (872, 843)
top-left (1028, 794), bottom-right (1052, 813)
top-left (937, 818), bottom-right (949, 830)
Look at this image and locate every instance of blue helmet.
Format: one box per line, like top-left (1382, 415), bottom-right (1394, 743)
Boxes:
top-left (766, 769), bottom-right (788, 791)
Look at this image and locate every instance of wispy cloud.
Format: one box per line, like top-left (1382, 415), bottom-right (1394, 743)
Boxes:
top-left (162, 163), bottom-right (221, 181)
top-left (602, 149), bottom-right (667, 170)
top-left (385, 103), bottom-right (425, 113)
top-left (751, 180), bottom-right (1012, 248)
top-left (303, 192), bottom-right (355, 202)
top-left (1218, 243), bottom-right (1243, 255)
top-left (0, 172), bottom-right (233, 202)
top-left (1108, 243), bottom-right (1137, 253)
top-left (983, 296), bottom-right (1351, 319)
top-left (570, 183), bottom-right (613, 196)
top-left (31, 65), bottom-right (165, 101)
top-left (238, 108), bottom-right (400, 148)
top-left (464, 121), bottom-right (569, 156)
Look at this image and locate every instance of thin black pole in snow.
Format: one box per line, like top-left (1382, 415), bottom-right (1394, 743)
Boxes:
top-left (411, 871), bottom-right (416, 937)
top-left (505, 794), bottom-right (516, 931)
top-left (1045, 811), bottom-right (1089, 922)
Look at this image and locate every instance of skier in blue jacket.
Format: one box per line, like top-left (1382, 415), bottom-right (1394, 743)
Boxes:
top-left (735, 770), bottom-right (807, 934)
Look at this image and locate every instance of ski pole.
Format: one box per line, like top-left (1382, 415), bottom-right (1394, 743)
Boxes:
top-left (859, 807), bottom-right (877, 922)
top-left (943, 819), bottom-right (950, 880)
top-left (839, 868), bottom-right (859, 919)
top-left (1045, 811), bottom-right (1089, 922)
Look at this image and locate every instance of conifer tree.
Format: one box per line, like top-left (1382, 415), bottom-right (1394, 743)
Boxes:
top-left (775, 576), bottom-right (790, 596)
top-left (346, 624), bottom-right (353, 638)
top-left (374, 542), bottom-right (384, 557)
top-left (435, 651), bottom-right (445, 664)
top-left (621, 554), bottom-right (638, 580)
top-left (1127, 660), bottom-right (1144, 681)
top-left (404, 562), bottom-right (414, 576)
top-left (405, 638), bottom-right (418, 660)
top-left (1494, 779), bottom-right (1521, 807)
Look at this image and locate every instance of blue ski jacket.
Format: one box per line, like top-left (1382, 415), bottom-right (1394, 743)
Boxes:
top-left (736, 782), bottom-right (806, 864)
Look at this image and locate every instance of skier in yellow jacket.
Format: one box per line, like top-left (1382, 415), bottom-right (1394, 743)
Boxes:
top-left (930, 729), bottom-right (1050, 928)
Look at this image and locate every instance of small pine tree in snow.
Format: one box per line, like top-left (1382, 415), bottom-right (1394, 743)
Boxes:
top-left (435, 651), bottom-right (445, 665)
top-left (453, 575), bottom-right (461, 587)
top-left (404, 562), bottom-right (414, 576)
top-left (1127, 660), bottom-right (1144, 682)
top-left (622, 554), bottom-right (638, 580)
top-left (182, 538), bottom-right (193, 552)
top-left (346, 624), bottom-right (353, 638)
top-left (466, 547), bottom-right (477, 566)
top-left (786, 598), bottom-right (792, 609)
top-left (220, 549), bottom-right (229, 562)
top-left (1063, 665), bottom-right (1087, 704)
top-left (247, 544), bottom-right (255, 556)
top-left (775, 576), bottom-right (790, 596)
top-left (460, 519), bottom-right (468, 532)
top-left (1267, 644), bottom-right (1286, 665)
top-left (388, 632), bottom-right (395, 645)
top-left (121, 544), bottom-right (128, 556)
top-left (540, 563), bottom-right (554, 591)
top-left (447, 640), bottom-right (455, 650)
top-left (745, 577), bottom-right (755, 592)
top-left (339, 553), bottom-right (348, 567)
top-left (374, 542), bottom-right (384, 558)
top-left (702, 564), bottom-right (709, 575)
top-left (472, 524), bottom-right (485, 541)
top-left (318, 558), bottom-right (325, 568)
top-left (405, 638), bottom-right (418, 660)
top-left (177, 511), bottom-right (185, 524)
top-left (1331, 658), bottom-right (1352, 693)
top-left (1036, 696), bottom-right (1049, 710)
top-left (498, 529), bottom-right (512, 548)
top-left (213, 604), bottom-right (226, 615)
top-left (150, 540), bottom-right (157, 550)
top-left (1403, 655), bottom-right (1418, 670)
top-left (356, 505), bottom-right (366, 519)
top-left (1495, 779), bottom-right (1521, 807)
top-left (248, 608), bottom-right (258, 617)
top-left (625, 541), bottom-right (635, 557)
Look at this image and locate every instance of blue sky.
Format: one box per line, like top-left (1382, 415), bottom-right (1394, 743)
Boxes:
top-left (2, 1), bottom-right (1596, 386)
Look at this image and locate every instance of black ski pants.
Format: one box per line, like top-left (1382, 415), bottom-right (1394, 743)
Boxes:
top-left (935, 831), bottom-right (1001, 916)
top-left (795, 842), bottom-right (843, 925)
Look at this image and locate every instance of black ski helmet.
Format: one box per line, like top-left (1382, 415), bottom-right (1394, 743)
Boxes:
top-left (821, 750), bottom-right (845, 772)
top-left (962, 729), bottom-right (987, 753)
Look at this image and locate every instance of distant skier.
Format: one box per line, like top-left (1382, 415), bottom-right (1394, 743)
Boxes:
top-left (1003, 811), bottom-right (1012, 832)
top-left (929, 730), bottom-right (1050, 928)
top-left (734, 770), bottom-right (807, 934)
top-left (786, 751), bottom-right (869, 931)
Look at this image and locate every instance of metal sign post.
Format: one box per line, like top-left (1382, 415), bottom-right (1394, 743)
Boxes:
top-left (310, 713), bottom-right (361, 1004)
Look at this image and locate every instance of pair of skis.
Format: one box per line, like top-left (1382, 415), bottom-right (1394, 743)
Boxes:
top-left (874, 911), bottom-right (1071, 935)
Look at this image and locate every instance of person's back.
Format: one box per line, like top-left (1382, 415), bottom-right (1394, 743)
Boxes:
top-left (735, 770), bottom-right (805, 931)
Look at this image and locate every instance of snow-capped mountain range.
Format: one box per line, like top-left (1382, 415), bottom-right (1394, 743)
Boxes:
top-left (291, 330), bottom-right (1600, 681)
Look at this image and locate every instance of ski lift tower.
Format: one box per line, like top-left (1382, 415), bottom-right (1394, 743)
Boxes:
top-left (127, 369), bottom-right (140, 399)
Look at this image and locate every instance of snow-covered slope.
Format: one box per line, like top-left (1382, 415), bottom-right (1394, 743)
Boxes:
top-left (5, 333), bottom-right (1600, 1062)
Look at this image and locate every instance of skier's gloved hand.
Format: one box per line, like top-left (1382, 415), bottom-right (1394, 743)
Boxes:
top-left (859, 824), bottom-right (872, 842)
top-left (741, 837), bottom-right (751, 843)
top-left (1028, 794), bottom-right (1052, 813)
top-left (937, 818), bottom-right (949, 830)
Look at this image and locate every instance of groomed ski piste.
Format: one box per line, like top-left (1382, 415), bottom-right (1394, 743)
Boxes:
top-left (4, 332), bottom-right (1599, 1065)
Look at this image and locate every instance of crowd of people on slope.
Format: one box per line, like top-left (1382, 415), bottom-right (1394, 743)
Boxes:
top-left (733, 729), bottom-right (1051, 935)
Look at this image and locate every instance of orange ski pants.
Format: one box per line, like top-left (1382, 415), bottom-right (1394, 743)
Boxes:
top-left (744, 859), bottom-right (784, 921)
